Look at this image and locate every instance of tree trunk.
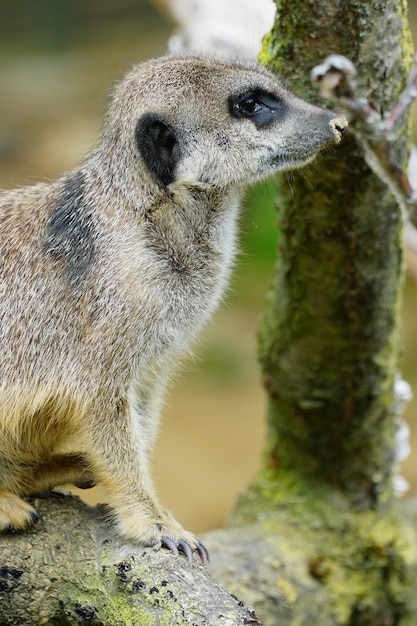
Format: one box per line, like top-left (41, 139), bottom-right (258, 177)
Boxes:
top-left (255, 0), bottom-right (413, 506)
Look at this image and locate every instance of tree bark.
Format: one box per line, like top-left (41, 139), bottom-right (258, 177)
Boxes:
top-left (0, 493), bottom-right (260, 625)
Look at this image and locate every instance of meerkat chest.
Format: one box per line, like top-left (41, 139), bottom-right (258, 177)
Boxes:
top-left (125, 189), bottom-right (241, 352)
top-left (149, 190), bottom-right (237, 291)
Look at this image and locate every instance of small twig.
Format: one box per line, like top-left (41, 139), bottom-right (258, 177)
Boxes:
top-left (311, 54), bottom-right (417, 229)
top-left (385, 54), bottom-right (417, 133)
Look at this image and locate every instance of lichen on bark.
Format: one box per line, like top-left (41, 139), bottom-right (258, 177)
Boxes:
top-left (0, 494), bottom-right (259, 625)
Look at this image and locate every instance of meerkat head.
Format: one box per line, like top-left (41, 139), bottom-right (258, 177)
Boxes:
top-left (100, 55), bottom-right (346, 197)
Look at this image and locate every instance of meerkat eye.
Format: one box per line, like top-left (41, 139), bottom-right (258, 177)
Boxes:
top-left (237, 96), bottom-right (260, 114)
top-left (229, 89), bottom-right (284, 128)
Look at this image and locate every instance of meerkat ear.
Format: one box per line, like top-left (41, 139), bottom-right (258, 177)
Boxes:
top-left (135, 113), bottom-right (180, 187)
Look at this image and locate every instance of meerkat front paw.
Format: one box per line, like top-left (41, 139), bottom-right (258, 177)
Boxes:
top-left (115, 505), bottom-right (209, 563)
top-left (0, 491), bottom-right (39, 532)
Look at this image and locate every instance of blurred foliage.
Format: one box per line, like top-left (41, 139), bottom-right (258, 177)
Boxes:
top-left (0, 0), bottom-right (159, 52)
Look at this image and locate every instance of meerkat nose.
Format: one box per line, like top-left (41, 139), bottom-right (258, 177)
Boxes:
top-left (330, 116), bottom-right (348, 143)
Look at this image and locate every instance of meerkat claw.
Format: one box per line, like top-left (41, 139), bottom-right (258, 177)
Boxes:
top-left (196, 542), bottom-right (210, 564)
top-left (160, 535), bottom-right (208, 563)
top-left (3, 509), bottom-right (39, 533)
top-left (178, 539), bottom-right (193, 561)
top-left (74, 479), bottom-right (96, 490)
top-left (29, 510), bottom-right (40, 526)
top-left (161, 535), bottom-right (179, 555)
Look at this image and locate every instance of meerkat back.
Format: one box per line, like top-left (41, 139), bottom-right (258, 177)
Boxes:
top-left (0, 54), bottom-right (346, 561)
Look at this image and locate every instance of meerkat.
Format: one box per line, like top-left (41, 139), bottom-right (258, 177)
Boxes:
top-left (0, 54), bottom-right (346, 562)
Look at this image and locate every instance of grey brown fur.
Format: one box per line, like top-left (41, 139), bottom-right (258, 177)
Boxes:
top-left (0, 54), bottom-right (346, 560)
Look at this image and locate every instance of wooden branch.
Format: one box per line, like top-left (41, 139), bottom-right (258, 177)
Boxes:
top-left (4, 489), bottom-right (417, 626)
top-left (311, 53), bottom-right (417, 281)
top-left (311, 54), bottom-right (417, 229)
top-left (0, 493), bottom-right (260, 625)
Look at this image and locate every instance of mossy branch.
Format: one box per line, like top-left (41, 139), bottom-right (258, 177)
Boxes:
top-left (0, 493), bottom-right (260, 626)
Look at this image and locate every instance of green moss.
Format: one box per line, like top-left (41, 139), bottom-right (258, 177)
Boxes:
top-left (231, 471), bottom-right (417, 624)
top-left (258, 32), bottom-right (273, 68)
top-left (54, 556), bottom-right (179, 626)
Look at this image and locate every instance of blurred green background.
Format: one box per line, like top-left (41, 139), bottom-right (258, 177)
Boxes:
top-left (0, 0), bottom-right (416, 535)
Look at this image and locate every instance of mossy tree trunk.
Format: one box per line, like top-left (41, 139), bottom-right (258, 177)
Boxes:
top-left (255, 0), bottom-right (412, 509)
top-left (211, 0), bottom-right (417, 624)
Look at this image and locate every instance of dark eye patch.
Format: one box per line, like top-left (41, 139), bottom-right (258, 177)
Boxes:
top-left (229, 89), bottom-right (285, 127)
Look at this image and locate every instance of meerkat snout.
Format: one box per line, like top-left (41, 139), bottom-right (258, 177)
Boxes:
top-left (330, 116), bottom-right (348, 143)
top-left (0, 54), bottom-right (345, 562)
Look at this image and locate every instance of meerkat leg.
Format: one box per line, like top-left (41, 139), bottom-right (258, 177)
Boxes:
top-left (105, 473), bottom-right (208, 562)
top-left (0, 457), bottom-right (38, 531)
top-left (26, 455), bottom-right (95, 493)
top-left (0, 455), bottom-right (94, 532)
top-left (85, 401), bottom-right (208, 562)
